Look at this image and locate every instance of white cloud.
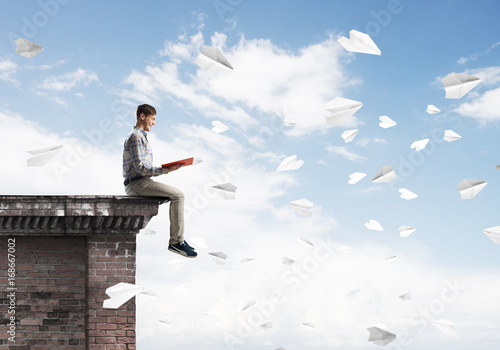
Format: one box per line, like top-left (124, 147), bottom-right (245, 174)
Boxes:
top-left (37, 68), bottom-right (99, 91)
top-left (454, 86), bottom-right (500, 122)
top-left (120, 31), bottom-right (361, 135)
top-left (355, 137), bottom-right (387, 147)
top-left (0, 59), bottom-right (19, 86)
top-left (463, 66), bottom-right (500, 86)
top-left (325, 144), bottom-right (367, 162)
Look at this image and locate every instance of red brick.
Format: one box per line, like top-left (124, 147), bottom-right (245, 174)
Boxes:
top-left (95, 337), bottom-right (117, 344)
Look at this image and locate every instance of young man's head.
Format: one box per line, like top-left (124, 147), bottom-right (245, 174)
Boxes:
top-left (136, 104), bottom-right (157, 132)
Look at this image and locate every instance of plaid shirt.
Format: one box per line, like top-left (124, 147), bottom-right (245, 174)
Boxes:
top-left (123, 126), bottom-right (166, 179)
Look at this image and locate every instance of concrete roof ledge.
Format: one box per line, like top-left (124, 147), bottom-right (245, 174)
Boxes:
top-left (0, 195), bottom-right (169, 235)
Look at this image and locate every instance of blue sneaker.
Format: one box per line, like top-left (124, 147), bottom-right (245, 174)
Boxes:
top-left (184, 240), bottom-right (196, 251)
top-left (168, 242), bottom-right (197, 258)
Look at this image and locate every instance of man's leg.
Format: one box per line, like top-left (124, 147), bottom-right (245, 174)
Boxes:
top-left (125, 178), bottom-right (184, 245)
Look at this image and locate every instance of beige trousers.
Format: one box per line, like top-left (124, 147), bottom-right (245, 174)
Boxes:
top-left (125, 177), bottom-right (184, 245)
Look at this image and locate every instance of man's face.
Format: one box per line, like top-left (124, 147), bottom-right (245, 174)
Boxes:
top-left (143, 114), bottom-right (156, 131)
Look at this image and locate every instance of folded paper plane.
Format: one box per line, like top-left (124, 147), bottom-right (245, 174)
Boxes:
top-left (213, 183), bottom-right (237, 200)
top-left (241, 257), bottom-right (254, 263)
top-left (385, 255), bottom-right (398, 262)
top-left (261, 322), bottom-right (273, 330)
top-left (283, 118), bottom-right (296, 126)
top-left (209, 251), bottom-right (227, 264)
top-left (410, 138), bottom-right (429, 151)
top-left (211, 120), bottom-right (229, 133)
top-left (399, 293), bottom-right (412, 301)
top-left (195, 45), bottom-right (233, 71)
top-left (103, 282), bottom-right (144, 309)
top-left (444, 130), bottom-right (461, 142)
top-left (399, 225), bottom-right (416, 238)
top-left (379, 115), bottom-right (396, 129)
top-left (14, 38), bottom-right (44, 58)
top-left (367, 326), bottom-right (396, 346)
top-left (325, 97), bottom-right (363, 125)
top-left (348, 172), bottom-right (367, 184)
top-left (426, 105), bottom-right (440, 114)
top-left (441, 73), bottom-right (480, 99)
top-left (289, 199), bottom-right (313, 217)
top-left (399, 188), bottom-right (418, 200)
top-left (372, 165), bottom-right (397, 183)
top-left (299, 236), bottom-right (314, 247)
top-left (282, 257), bottom-right (295, 266)
top-left (457, 179), bottom-right (487, 199)
top-left (364, 219), bottom-right (384, 231)
top-left (338, 30), bottom-right (381, 55)
top-left (277, 155), bottom-right (304, 171)
top-left (27, 145), bottom-right (63, 167)
top-left (242, 300), bottom-right (256, 311)
top-left (302, 322), bottom-right (315, 328)
top-left (341, 129), bottom-right (358, 143)
top-left (482, 226), bottom-right (500, 244)
top-left (336, 245), bottom-right (353, 254)
top-left (431, 319), bottom-right (456, 336)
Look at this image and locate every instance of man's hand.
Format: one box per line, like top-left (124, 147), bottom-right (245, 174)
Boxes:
top-left (165, 163), bottom-right (183, 172)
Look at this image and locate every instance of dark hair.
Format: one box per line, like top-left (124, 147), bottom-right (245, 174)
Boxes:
top-left (136, 104), bottom-right (156, 119)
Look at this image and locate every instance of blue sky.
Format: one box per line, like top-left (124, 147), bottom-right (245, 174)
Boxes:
top-left (2, 1), bottom-right (500, 349)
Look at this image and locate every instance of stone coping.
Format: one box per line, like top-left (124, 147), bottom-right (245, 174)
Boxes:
top-left (0, 195), bottom-right (169, 235)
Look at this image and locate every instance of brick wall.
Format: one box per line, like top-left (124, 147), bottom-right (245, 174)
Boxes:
top-left (0, 196), bottom-right (164, 350)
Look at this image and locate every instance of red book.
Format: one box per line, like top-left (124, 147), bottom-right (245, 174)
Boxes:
top-left (161, 157), bottom-right (194, 168)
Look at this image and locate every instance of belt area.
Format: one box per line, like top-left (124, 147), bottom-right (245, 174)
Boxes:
top-left (124, 176), bottom-right (144, 186)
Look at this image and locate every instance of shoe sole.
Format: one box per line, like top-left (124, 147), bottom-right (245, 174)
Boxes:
top-left (168, 245), bottom-right (197, 258)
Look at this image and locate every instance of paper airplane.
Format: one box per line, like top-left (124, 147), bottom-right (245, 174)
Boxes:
top-left (158, 315), bottom-right (172, 327)
top-left (140, 228), bottom-right (157, 236)
top-left (284, 118), bottom-right (296, 126)
top-left (398, 226), bottom-right (416, 238)
top-left (399, 293), bottom-right (412, 301)
top-left (336, 245), bottom-right (353, 254)
top-left (457, 179), bottom-right (487, 199)
top-left (367, 326), bottom-right (396, 346)
top-left (302, 322), bottom-right (315, 328)
top-left (325, 97), bottom-right (363, 125)
top-left (209, 251), bottom-right (227, 265)
top-left (261, 322), bottom-right (273, 330)
top-left (14, 38), bottom-right (44, 58)
top-left (431, 319), bottom-right (456, 336)
top-left (410, 138), bottom-right (429, 151)
top-left (195, 45), bottom-right (233, 71)
top-left (103, 282), bottom-right (144, 309)
top-left (348, 172), bottom-right (367, 184)
top-left (241, 257), bottom-right (254, 263)
top-left (385, 255), bottom-right (398, 263)
top-left (364, 219), bottom-right (384, 231)
top-left (426, 105), bottom-right (440, 114)
top-left (277, 155), bottom-right (304, 171)
top-left (193, 157), bottom-right (203, 165)
top-left (338, 30), bottom-right (381, 55)
top-left (341, 129), bottom-right (358, 143)
top-left (213, 183), bottom-right (237, 200)
top-left (289, 199), bottom-right (313, 217)
top-left (299, 236), bottom-right (314, 247)
top-left (242, 300), bottom-right (256, 311)
top-left (372, 165), bottom-right (397, 183)
top-left (444, 130), bottom-right (461, 142)
top-left (27, 145), bottom-right (63, 167)
top-left (211, 120), bottom-right (229, 133)
top-left (496, 165), bottom-right (500, 171)
top-left (399, 188), bottom-right (418, 200)
top-left (482, 226), bottom-right (500, 244)
top-left (282, 257), bottom-right (295, 266)
top-left (379, 115), bottom-right (396, 129)
top-left (441, 72), bottom-right (480, 99)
